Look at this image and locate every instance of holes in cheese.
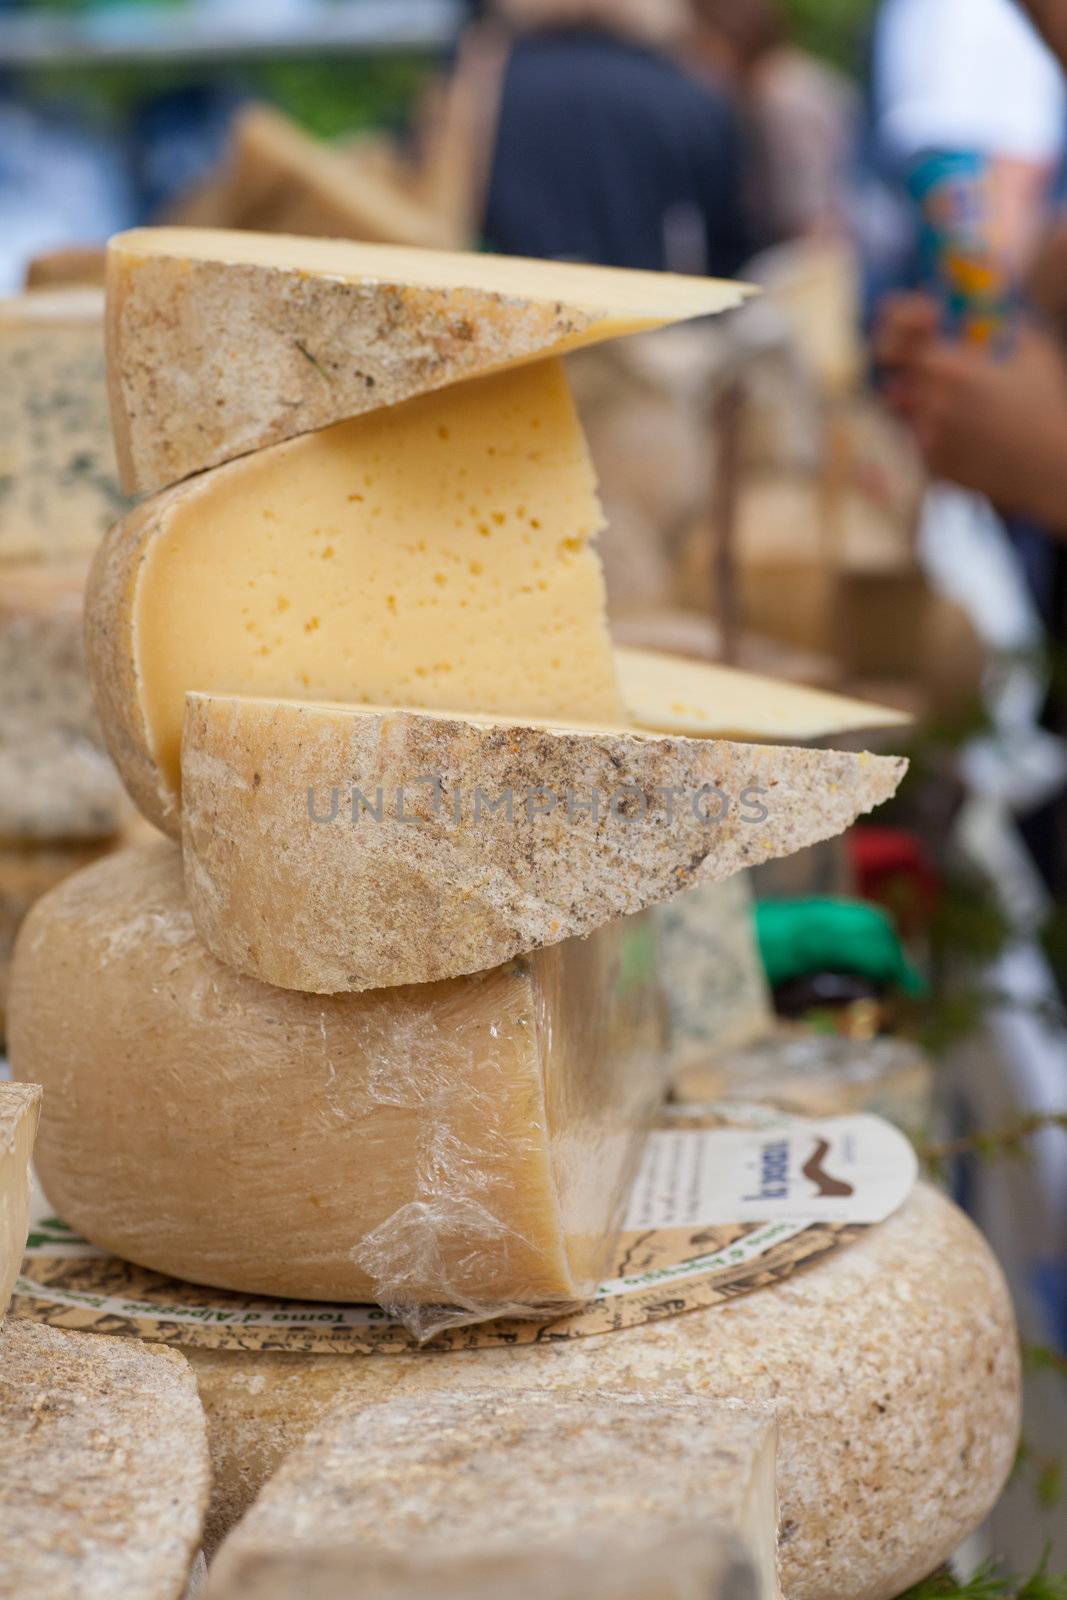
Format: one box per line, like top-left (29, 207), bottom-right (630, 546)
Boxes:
top-left (180, 691), bottom-right (906, 993)
top-left (8, 843), bottom-right (666, 1322)
top-left (615, 646), bottom-right (910, 741)
top-left (86, 359), bottom-right (624, 838)
top-left (107, 226), bottom-right (750, 493)
top-left (0, 1081), bottom-right (39, 1321)
top-left (205, 1393), bottom-right (779, 1600)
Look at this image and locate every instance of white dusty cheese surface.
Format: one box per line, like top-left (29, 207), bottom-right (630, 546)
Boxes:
top-left (0, 288), bottom-right (128, 564)
top-left (106, 227), bottom-right (748, 493)
top-left (180, 691), bottom-right (904, 992)
top-left (9, 842), bottom-right (666, 1321)
top-left (187, 1184), bottom-right (1020, 1600)
top-left (207, 1392), bottom-right (779, 1600)
top-left (0, 1320), bottom-right (210, 1600)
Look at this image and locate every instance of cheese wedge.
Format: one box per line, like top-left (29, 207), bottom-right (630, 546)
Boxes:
top-left (9, 842), bottom-right (666, 1320)
top-left (206, 1393), bottom-right (779, 1600)
top-left (86, 359), bottom-right (624, 838)
top-left (106, 226), bottom-right (749, 493)
top-left (0, 1319), bottom-right (209, 1599)
top-left (0, 288), bottom-right (128, 563)
top-left (207, 1527), bottom-right (762, 1600)
top-left (180, 691), bottom-right (905, 993)
top-left (0, 1082), bottom-right (39, 1321)
top-left (616, 647), bottom-right (910, 740)
top-left (187, 1185), bottom-right (1019, 1600)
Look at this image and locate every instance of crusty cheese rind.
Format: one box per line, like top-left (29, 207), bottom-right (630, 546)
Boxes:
top-left (207, 1391), bottom-right (778, 1600)
top-left (206, 1526), bottom-right (759, 1600)
top-left (181, 693), bottom-right (906, 992)
top-left (187, 1184), bottom-right (1020, 1600)
top-left (0, 1081), bottom-right (40, 1321)
top-left (0, 1319), bottom-right (210, 1600)
top-left (85, 492), bottom-right (175, 833)
top-left (106, 227), bottom-right (749, 493)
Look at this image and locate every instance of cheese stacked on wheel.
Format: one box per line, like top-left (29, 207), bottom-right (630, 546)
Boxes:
top-left (13, 229), bottom-right (906, 1326)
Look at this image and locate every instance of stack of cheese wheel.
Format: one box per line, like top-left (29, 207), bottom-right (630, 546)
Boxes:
top-left (6, 232), bottom-right (1019, 1600)
top-left (0, 289), bottom-right (138, 1038)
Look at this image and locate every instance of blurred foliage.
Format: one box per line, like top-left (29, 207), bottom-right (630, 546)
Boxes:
top-left (895, 1554), bottom-right (1067, 1600)
top-left (24, 54), bottom-right (435, 138)
top-left (779, 0), bottom-right (877, 72)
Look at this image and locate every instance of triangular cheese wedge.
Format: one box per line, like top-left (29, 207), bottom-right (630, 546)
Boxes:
top-left (181, 691), bottom-right (906, 992)
top-left (106, 227), bottom-right (750, 493)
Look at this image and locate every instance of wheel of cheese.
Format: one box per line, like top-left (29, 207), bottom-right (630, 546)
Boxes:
top-left (188, 1184), bottom-right (1020, 1600)
top-left (8, 842), bottom-right (666, 1319)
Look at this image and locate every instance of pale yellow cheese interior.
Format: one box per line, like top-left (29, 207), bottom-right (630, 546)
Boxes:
top-left (0, 1083), bottom-right (39, 1320)
top-left (136, 359), bottom-right (623, 800)
top-left (615, 646), bottom-right (910, 741)
top-left (115, 226), bottom-right (749, 348)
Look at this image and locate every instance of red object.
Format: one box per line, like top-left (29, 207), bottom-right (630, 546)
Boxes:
top-left (848, 827), bottom-right (941, 934)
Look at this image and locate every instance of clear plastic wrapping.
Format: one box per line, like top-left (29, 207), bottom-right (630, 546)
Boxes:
top-left (9, 842), bottom-right (668, 1336)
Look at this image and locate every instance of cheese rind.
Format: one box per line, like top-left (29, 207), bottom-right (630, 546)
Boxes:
top-left (0, 1081), bottom-right (40, 1321)
top-left (0, 563), bottom-right (124, 842)
top-left (0, 288), bottom-right (127, 564)
top-left (86, 359), bottom-right (623, 838)
top-left (106, 227), bottom-right (749, 493)
top-left (9, 842), bottom-right (666, 1321)
top-left (0, 1319), bottom-right (209, 1600)
top-left (186, 1184), bottom-right (1020, 1600)
top-left (207, 1527), bottom-right (763, 1600)
top-left (181, 692), bottom-right (905, 992)
top-left (0, 842), bottom-right (119, 1038)
top-left (616, 647), bottom-right (910, 740)
top-left (207, 1392), bottom-right (778, 1600)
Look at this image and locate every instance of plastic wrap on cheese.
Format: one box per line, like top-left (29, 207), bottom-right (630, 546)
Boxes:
top-left (8, 842), bottom-right (669, 1336)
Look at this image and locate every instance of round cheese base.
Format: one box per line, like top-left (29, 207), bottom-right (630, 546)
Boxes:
top-left (188, 1185), bottom-right (1019, 1600)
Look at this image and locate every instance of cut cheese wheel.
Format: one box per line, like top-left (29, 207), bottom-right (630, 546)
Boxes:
top-left (9, 843), bottom-right (666, 1323)
top-left (0, 1082), bottom-right (39, 1321)
top-left (0, 1319), bottom-right (209, 1599)
top-left (616, 647), bottom-right (910, 740)
top-left (86, 359), bottom-right (623, 838)
top-left (207, 1393), bottom-right (778, 1600)
top-left (0, 288), bottom-right (128, 564)
top-left (186, 1184), bottom-right (1021, 1600)
top-left (207, 1527), bottom-right (760, 1600)
top-left (106, 226), bottom-right (749, 493)
top-left (181, 692), bottom-right (905, 992)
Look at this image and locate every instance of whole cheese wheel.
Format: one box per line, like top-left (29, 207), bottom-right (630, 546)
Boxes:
top-left (187, 1184), bottom-right (1019, 1600)
top-left (9, 842), bottom-right (666, 1324)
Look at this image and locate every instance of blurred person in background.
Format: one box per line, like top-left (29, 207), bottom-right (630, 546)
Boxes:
top-left (872, 0), bottom-right (1067, 898)
top-left (444, 0), bottom-right (752, 273)
top-left (687, 0), bottom-right (859, 243)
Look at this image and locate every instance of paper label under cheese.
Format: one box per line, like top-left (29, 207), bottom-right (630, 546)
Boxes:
top-left (11, 1107), bottom-right (917, 1355)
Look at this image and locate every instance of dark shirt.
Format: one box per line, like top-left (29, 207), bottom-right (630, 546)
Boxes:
top-left (483, 28), bottom-right (751, 275)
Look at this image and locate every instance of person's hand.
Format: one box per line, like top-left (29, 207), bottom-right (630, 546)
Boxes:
top-left (876, 294), bottom-right (1067, 532)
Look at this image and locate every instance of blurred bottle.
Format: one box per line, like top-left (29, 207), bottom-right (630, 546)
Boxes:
top-left (906, 149), bottom-right (1014, 347)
